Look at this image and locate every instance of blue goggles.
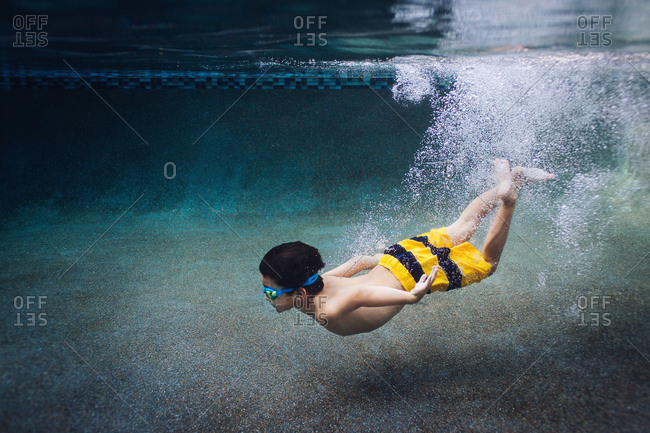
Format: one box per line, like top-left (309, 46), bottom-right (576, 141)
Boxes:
top-left (262, 273), bottom-right (319, 300)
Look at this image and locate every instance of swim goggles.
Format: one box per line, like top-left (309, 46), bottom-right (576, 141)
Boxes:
top-left (263, 272), bottom-right (319, 300)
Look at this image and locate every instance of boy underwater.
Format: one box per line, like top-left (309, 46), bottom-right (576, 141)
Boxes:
top-left (260, 160), bottom-right (555, 336)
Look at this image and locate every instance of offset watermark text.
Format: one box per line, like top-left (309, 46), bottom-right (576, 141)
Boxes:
top-left (164, 162), bottom-right (176, 179)
top-left (576, 295), bottom-right (612, 327)
top-left (294, 16), bottom-right (327, 47)
top-left (292, 296), bottom-right (328, 326)
top-left (13, 295), bottom-right (48, 327)
top-left (13, 15), bottom-right (48, 47)
top-left (577, 15), bottom-right (612, 47)
top-left (423, 161), bottom-right (457, 179)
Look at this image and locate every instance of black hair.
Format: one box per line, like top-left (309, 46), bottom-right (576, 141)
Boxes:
top-left (259, 241), bottom-right (326, 296)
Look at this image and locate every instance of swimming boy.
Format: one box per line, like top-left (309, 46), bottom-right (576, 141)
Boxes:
top-left (260, 160), bottom-right (554, 336)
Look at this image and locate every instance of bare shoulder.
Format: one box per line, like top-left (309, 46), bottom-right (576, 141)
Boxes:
top-left (318, 277), bottom-right (364, 317)
top-left (323, 287), bottom-right (365, 320)
top-left (315, 294), bottom-right (355, 332)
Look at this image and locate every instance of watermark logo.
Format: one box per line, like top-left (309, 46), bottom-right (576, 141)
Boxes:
top-left (577, 15), bottom-right (612, 47)
top-left (164, 162), bottom-right (176, 179)
top-left (293, 311), bottom-right (328, 326)
top-left (13, 15), bottom-right (48, 47)
top-left (293, 16), bottom-right (327, 47)
top-left (424, 161), bottom-right (456, 179)
top-left (292, 296), bottom-right (328, 326)
top-left (13, 295), bottom-right (48, 327)
top-left (576, 295), bottom-right (612, 327)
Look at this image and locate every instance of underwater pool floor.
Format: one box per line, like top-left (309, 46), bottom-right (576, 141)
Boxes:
top-left (1, 205), bottom-right (648, 432)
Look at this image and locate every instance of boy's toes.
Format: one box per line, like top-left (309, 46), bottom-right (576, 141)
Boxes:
top-left (514, 167), bottom-right (556, 187)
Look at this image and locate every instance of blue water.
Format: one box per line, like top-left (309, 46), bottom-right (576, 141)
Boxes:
top-left (1, 1), bottom-right (649, 432)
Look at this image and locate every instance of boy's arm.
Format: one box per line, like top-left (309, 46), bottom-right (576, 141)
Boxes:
top-left (322, 254), bottom-right (383, 278)
top-left (335, 267), bottom-right (438, 314)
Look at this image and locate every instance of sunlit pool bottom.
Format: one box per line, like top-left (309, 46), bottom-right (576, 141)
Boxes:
top-left (2, 205), bottom-right (648, 432)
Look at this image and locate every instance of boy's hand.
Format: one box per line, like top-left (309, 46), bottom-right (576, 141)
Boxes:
top-left (410, 266), bottom-right (439, 303)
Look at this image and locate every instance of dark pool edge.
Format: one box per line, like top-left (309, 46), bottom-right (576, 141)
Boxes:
top-left (0, 68), bottom-right (457, 90)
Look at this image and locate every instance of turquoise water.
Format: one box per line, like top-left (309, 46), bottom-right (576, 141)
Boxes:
top-left (1, 1), bottom-right (649, 432)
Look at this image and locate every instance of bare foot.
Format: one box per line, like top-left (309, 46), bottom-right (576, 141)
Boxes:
top-left (494, 159), bottom-right (517, 204)
top-left (512, 166), bottom-right (556, 188)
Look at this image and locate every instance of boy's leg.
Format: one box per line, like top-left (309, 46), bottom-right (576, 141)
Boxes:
top-left (446, 187), bottom-right (500, 246)
top-left (446, 160), bottom-right (511, 246)
top-left (480, 163), bottom-right (555, 274)
top-left (481, 199), bottom-right (516, 274)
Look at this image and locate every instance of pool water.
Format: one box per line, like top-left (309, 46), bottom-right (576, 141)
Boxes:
top-left (1, 1), bottom-right (649, 432)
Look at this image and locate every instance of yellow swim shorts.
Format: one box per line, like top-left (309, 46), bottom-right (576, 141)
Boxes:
top-left (378, 227), bottom-right (492, 293)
